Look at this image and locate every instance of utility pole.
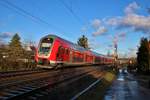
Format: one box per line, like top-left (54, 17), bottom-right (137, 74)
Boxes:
top-left (114, 43), bottom-right (118, 59)
top-left (114, 42), bottom-right (118, 70)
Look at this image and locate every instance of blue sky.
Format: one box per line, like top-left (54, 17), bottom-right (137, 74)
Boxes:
top-left (0, 0), bottom-right (150, 57)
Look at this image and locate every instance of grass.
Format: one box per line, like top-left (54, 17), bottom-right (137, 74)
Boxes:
top-left (78, 71), bottom-right (116, 100)
top-left (0, 62), bottom-right (37, 72)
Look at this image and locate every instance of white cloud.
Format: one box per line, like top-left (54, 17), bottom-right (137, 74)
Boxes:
top-left (128, 47), bottom-right (137, 57)
top-left (91, 19), bottom-right (108, 36)
top-left (107, 17), bottom-right (120, 26)
top-left (92, 26), bottom-right (107, 36)
top-left (110, 14), bottom-right (150, 34)
top-left (91, 19), bottom-right (101, 29)
top-left (125, 2), bottom-right (139, 15)
top-left (106, 2), bottom-right (150, 35)
top-left (0, 32), bottom-right (12, 39)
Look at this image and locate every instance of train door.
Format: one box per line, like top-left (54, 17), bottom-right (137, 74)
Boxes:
top-left (56, 46), bottom-right (65, 62)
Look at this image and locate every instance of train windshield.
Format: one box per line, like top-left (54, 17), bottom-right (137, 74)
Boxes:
top-left (38, 37), bottom-right (54, 54)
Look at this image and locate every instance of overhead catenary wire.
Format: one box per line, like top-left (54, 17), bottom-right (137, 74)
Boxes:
top-left (0, 2), bottom-right (43, 26)
top-left (0, 0), bottom-right (67, 34)
top-left (58, 0), bottom-right (85, 25)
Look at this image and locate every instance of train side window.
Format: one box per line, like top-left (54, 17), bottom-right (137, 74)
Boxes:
top-left (61, 47), bottom-right (65, 54)
top-left (57, 46), bottom-right (64, 55)
top-left (65, 48), bottom-right (68, 55)
top-left (66, 49), bottom-right (69, 55)
top-left (57, 46), bottom-right (61, 57)
top-left (58, 47), bottom-right (61, 52)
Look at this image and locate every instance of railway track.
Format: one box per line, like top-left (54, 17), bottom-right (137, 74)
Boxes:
top-left (0, 66), bottom-right (103, 100)
top-left (0, 69), bottom-right (48, 78)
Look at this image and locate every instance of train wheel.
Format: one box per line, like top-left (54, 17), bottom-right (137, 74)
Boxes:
top-left (55, 63), bottom-right (63, 70)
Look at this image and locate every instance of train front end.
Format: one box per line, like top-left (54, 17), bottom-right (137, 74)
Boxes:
top-left (35, 35), bottom-right (56, 68)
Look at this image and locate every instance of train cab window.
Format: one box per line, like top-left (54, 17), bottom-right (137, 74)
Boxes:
top-left (39, 38), bottom-right (54, 53)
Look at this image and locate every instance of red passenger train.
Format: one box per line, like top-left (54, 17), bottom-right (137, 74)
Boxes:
top-left (35, 34), bottom-right (114, 68)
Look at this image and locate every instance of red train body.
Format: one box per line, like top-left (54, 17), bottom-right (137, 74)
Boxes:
top-left (35, 34), bottom-right (114, 68)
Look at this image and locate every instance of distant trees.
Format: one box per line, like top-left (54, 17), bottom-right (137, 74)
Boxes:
top-left (137, 38), bottom-right (150, 73)
top-left (9, 33), bottom-right (24, 60)
top-left (77, 35), bottom-right (89, 49)
top-left (0, 33), bottom-right (36, 71)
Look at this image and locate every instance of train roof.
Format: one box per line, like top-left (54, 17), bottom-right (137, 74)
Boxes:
top-left (92, 51), bottom-right (105, 57)
top-left (43, 34), bottom-right (87, 52)
top-left (42, 34), bottom-right (114, 59)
